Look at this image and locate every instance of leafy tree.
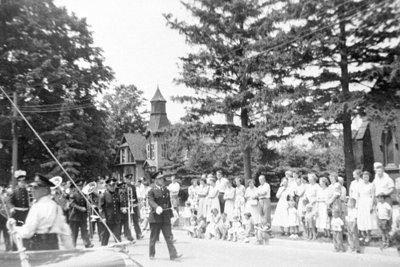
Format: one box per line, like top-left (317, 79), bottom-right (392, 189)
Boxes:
top-left (280, 0), bottom-right (400, 186)
top-left (0, 0), bottom-right (113, 182)
top-left (165, 0), bottom-right (302, 181)
top-left (101, 84), bottom-right (148, 148)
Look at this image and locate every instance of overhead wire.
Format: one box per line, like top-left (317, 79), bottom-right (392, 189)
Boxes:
top-left (0, 86), bottom-right (120, 244)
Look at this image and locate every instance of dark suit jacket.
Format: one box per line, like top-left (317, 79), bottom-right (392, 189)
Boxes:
top-left (10, 187), bottom-right (29, 208)
top-left (148, 186), bottom-right (173, 224)
top-left (99, 190), bottom-right (121, 224)
top-left (68, 188), bottom-right (88, 222)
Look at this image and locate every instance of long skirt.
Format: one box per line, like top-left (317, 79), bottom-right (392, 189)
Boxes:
top-left (357, 197), bottom-right (377, 231)
top-left (224, 199), bottom-right (235, 221)
top-left (198, 197), bottom-right (206, 218)
top-left (316, 202), bottom-right (329, 230)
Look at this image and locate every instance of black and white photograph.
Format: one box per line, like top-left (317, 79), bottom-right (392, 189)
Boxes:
top-left (0, 0), bottom-right (400, 266)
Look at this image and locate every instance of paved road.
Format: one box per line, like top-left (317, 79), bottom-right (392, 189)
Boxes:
top-left (123, 230), bottom-right (400, 267)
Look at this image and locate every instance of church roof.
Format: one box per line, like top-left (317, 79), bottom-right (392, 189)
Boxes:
top-left (148, 114), bottom-right (170, 132)
top-left (151, 86), bottom-right (166, 102)
top-left (122, 133), bottom-right (146, 161)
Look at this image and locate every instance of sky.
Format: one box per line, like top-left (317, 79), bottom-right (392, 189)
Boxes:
top-left (55, 0), bottom-right (195, 123)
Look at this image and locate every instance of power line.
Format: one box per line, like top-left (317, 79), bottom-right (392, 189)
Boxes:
top-left (19, 103), bottom-right (96, 113)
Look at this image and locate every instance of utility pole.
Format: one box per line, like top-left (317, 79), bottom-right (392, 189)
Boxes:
top-left (11, 91), bottom-right (18, 189)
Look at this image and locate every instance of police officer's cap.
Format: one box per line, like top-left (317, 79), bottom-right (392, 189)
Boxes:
top-left (15, 170), bottom-right (27, 180)
top-left (31, 173), bottom-right (55, 188)
top-left (124, 174), bottom-right (133, 179)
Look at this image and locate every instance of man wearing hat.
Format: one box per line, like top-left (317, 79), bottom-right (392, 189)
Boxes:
top-left (9, 170), bottom-right (30, 227)
top-left (7, 173), bottom-right (73, 251)
top-left (99, 178), bottom-right (122, 246)
top-left (68, 179), bottom-right (93, 248)
top-left (124, 174), bottom-right (143, 240)
top-left (117, 180), bottom-right (134, 242)
top-left (148, 173), bottom-right (181, 261)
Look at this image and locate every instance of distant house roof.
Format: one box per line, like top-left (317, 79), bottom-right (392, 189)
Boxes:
top-left (355, 121), bottom-right (369, 140)
top-left (151, 87), bottom-right (166, 102)
top-left (122, 133), bottom-right (146, 161)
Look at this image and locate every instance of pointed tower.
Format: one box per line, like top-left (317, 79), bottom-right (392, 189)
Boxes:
top-left (146, 86), bottom-right (171, 171)
top-left (148, 86), bottom-right (170, 132)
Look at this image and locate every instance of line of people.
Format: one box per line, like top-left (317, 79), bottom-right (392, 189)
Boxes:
top-left (179, 164), bottom-right (400, 253)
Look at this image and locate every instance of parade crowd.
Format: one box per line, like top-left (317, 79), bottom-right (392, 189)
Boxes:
top-left (181, 164), bottom-right (400, 253)
top-left (1, 162), bottom-right (400, 255)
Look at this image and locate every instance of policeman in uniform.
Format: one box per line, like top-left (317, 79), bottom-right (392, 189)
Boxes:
top-left (10, 170), bottom-right (30, 226)
top-left (8, 173), bottom-right (73, 251)
top-left (118, 181), bottom-right (134, 241)
top-left (99, 178), bottom-right (121, 246)
top-left (148, 173), bottom-right (182, 261)
top-left (124, 174), bottom-right (144, 239)
top-left (68, 179), bottom-right (93, 248)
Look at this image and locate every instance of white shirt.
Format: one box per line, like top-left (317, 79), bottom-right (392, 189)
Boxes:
top-left (346, 207), bottom-right (357, 223)
top-left (349, 179), bottom-right (361, 200)
top-left (216, 178), bottom-right (229, 193)
top-left (376, 202), bottom-right (392, 220)
top-left (16, 195), bottom-right (71, 238)
top-left (257, 183), bottom-right (270, 198)
top-left (331, 217), bottom-right (344, 232)
top-left (168, 182), bottom-right (180, 197)
top-left (136, 183), bottom-right (146, 200)
top-left (373, 173), bottom-right (394, 196)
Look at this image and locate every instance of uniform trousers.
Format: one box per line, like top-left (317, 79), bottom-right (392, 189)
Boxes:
top-left (101, 222), bottom-right (121, 246)
top-left (120, 215), bottom-right (134, 241)
top-left (149, 222), bottom-right (178, 258)
top-left (131, 206), bottom-right (143, 238)
top-left (69, 220), bottom-right (91, 247)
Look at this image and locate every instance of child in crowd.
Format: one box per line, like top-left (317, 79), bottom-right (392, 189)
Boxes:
top-left (376, 194), bottom-right (392, 249)
top-left (331, 209), bottom-right (345, 252)
top-left (205, 208), bottom-right (221, 239)
top-left (228, 215), bottom-right (242, 242)
top-left (242, 212), bottom-right (255, 243)
top-left (299, 198), bottom-right (308, 237)
top-left (305, 204), bottom-right (316, 240)
top-left (182, 201), bottom-right (193, 227)
top-left (287, 200), bottom-right (299, 239)
top-left (186, 215), bottom-right (198, 238)
top-left (140, 201), bottom-right (150, 231)
top-left (255, 216), bottom-right (271, 245)
top-left (345, 198), bottom-right (360, 253)
top-left (196, 216), bottom-right (207, 239)
top-left (217, 213), bottom-right (231, 240)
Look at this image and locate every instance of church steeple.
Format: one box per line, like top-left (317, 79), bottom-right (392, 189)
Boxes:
top-left (148, 86), bottom-right (170, 132)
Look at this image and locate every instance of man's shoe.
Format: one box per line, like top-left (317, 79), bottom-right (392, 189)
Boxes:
top-left (170, 254), bottom-right (183, 261)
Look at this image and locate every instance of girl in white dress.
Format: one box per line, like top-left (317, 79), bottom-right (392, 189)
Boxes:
top-left (272, 177), bottom-right (290, 235)
top-left (316, 177), bottom-right (330, 237)
top-left (188, 179), bottom-right (199, 214)
top-left (206, 177), bottom-right (220, 222)
top-left (357, 171), bottom-right (377, 243)
top-left (234, 177), bottom-right (246, 220)
top-left (223, 180), bottom-right (235, 221)
top-left (296, 175), bottom-right (308, 234)
top-left (244, 180), bottom-right (261, 225)
top-left (197, 177), bottom-right (209, 218)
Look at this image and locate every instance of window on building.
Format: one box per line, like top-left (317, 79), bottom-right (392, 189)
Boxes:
top-left (127, 149), bottom-right (134, 163)
top-left (381, 128), bottom-right (397, 166)
top-left (120, 147), bottom-right (126, 164)
top-left (150, 144), bottom-right (155, 160)
top-left (161, 143), bottom-right (168, 159)
top-left (146, 144), bottom-right (150, 159)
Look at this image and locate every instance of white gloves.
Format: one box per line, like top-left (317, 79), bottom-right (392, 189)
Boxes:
top-left (156, 206), bottom-right (163, 215)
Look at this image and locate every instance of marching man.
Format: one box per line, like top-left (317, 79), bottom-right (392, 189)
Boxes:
top-left (10, 170), bottom-right (30, 226)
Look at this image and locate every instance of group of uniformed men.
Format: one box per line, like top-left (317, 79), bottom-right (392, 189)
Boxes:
top-left (0, 170), bottom-right (144, 251)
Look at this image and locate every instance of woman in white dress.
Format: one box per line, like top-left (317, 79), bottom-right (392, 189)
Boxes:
top-left (197, 177), bottom-right (209, 218)
top-left (296, 175), bottom-right (308, 234)
top-left (188, 178), bottom-right (199, 214)
top-left (272, 177), bottom-right (290, 235)
top-left (244, 180), bottom-right (261, 225)
top-left (206, 177), bottom-right (220, 222)
top-left (223, 180), bottom-right (235, 221)
top-left (234, 177), bottom-right (245, 220)
top-left (316, 177), bottom-right (330, 237)
top-left (357, 171), bottom-right (376, 243)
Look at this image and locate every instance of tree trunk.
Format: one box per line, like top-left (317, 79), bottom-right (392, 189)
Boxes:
top-left (339, 3), bottom-right (355, 189)
top-left (241, 107), bottom-right (252, 183)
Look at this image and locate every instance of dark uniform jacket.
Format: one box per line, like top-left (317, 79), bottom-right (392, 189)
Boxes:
top-left (10, 186), bottom-right (30, 209)
top-left (99, 190), bottom-right (121, 224)
top-left (69, 188), bottom-right (88, 222)
top-left (148, 186), bottom-right (173, 224)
